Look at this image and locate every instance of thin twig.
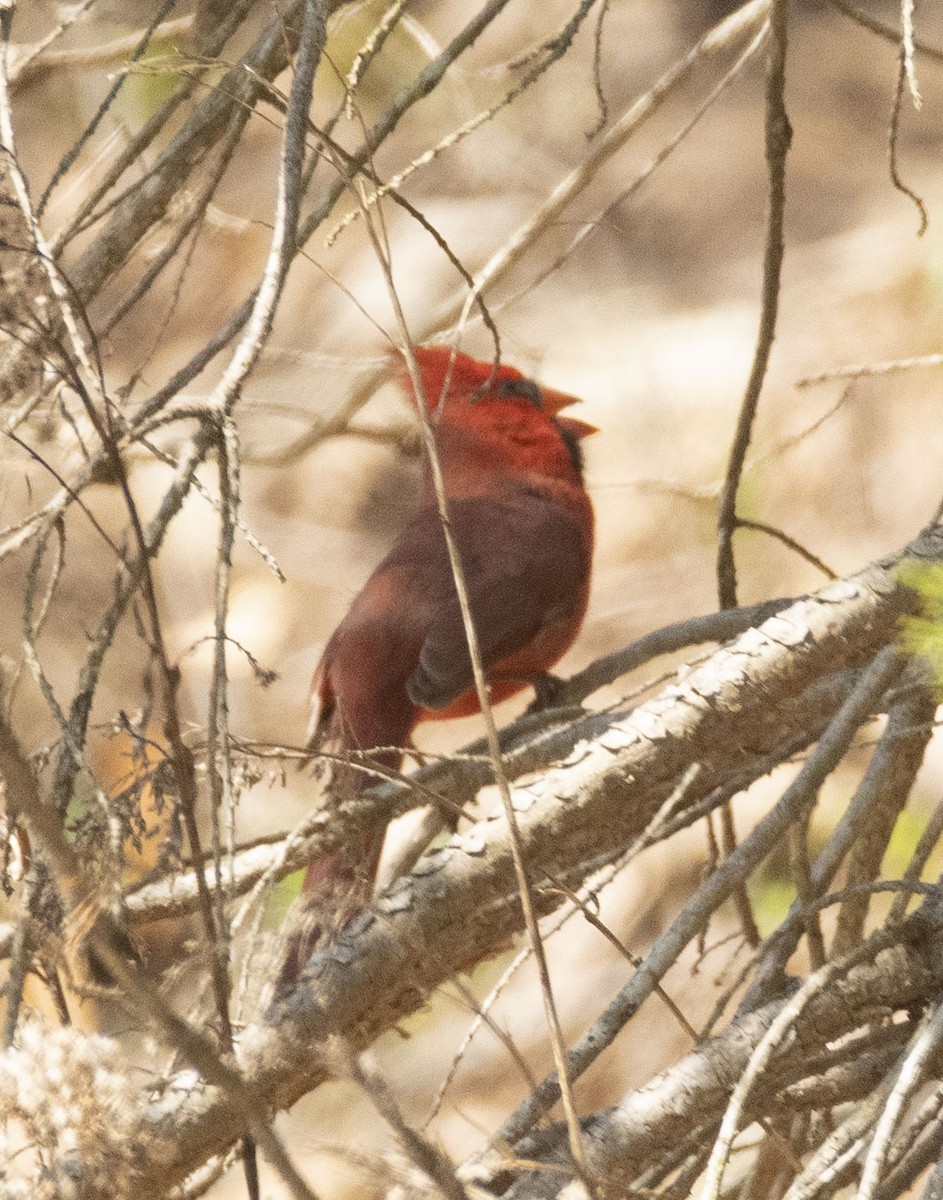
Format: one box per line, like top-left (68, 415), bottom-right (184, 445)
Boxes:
top-left (10, 15), bottom-right (193, 93)
top-left (797, 352), bottom-right (943, 388)
top-left (341, 1049), bottom-right (472, 1200)
top-left (486, 16), bottom-right (770, 325)
top-left (326, 0), bottom-right (602, 247)
top-left (381, 272), bottom-right (595, 1190)
top-left (887, 39), bottom-right (928, 235)
top-left (736, 518), bottom-right (838, 580)
top-left (900, 0), bottom-right (921, 108)
top-left (831, 672), bottom-right (935, 955)
top-left (451, 0), bottom-right (773, 342)
top-left (716, 0), bottom-right (790, 608)
top-left (0, 708), bottom-right (319, 1200)
top-left (858, 1002), bottom-right (943, 1200)
top-left (130, 0), bottom-right (521, 445)
top-left (700, 924), bottom-right (900, 1200)
top-left (826, 0), bottom-right (943, 64)
top-left (483, 645), bottom-right (901, 1158)
top-left (36, 0), bottom-right (183, 217)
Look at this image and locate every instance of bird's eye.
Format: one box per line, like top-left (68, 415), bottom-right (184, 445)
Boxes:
top-left (497, 377), bottom-right (542, 407)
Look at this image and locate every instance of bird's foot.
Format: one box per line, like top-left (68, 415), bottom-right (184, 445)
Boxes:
top-left (527, 671), bottom-right (566, 712)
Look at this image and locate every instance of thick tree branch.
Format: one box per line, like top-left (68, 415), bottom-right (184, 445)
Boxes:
top-left (94, 528), bottom-right (940, 1198)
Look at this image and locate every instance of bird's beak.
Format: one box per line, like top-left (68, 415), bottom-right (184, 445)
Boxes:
top-left (539, 383), bottom-right (581, 417)
top-left (556, 414), bottom-right (598, 441)
top-left (541, 385), bottom-right (598, 438)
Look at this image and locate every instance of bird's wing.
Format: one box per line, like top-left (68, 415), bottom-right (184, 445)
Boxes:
top-left (404, 493), bottom-right (590, 711)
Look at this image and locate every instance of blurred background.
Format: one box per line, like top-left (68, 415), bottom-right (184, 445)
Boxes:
top-left (4, 1), bottom-right (943, 1195)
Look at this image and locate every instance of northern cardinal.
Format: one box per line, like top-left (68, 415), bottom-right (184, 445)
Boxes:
top-left (280, 346), bottom-right (595, 983)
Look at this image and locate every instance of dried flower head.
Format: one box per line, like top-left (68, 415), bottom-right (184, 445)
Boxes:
top-left (0, 1015), bottom-right (151, 1199)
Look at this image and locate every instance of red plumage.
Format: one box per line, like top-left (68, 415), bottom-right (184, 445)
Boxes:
top-left (280, 346), bottom-right (595, 984)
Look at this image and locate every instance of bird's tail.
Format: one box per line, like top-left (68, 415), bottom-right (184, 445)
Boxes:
top-left (277, 821), bottom-right (386, 987)
top-left (278, 712), bottom-right (394, 989)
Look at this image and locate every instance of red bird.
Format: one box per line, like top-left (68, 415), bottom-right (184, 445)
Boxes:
top-left (280, 346), bottom-right (595, 982)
